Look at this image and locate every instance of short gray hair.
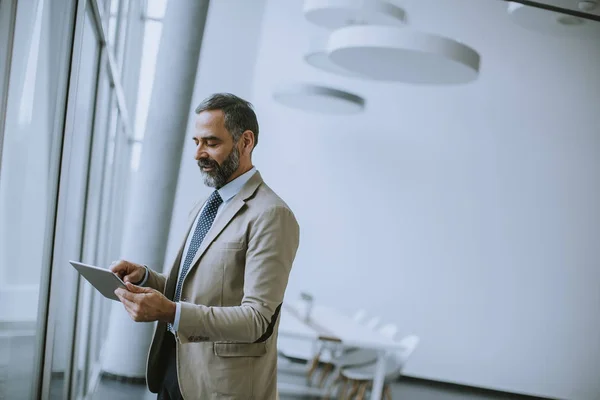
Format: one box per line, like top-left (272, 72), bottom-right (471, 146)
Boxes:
top-left (195, 93), bottom-right (259, 147)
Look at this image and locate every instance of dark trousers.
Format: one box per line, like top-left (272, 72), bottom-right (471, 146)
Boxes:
top-left (157, 333), bottom-right (183, 400)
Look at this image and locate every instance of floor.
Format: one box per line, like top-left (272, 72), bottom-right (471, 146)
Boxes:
top-left (2, 333), bottom-right (544, 400)
top-left (92, 362), bottom-right (536, 400)
top-left (0, 334), bottom-right (37, 400)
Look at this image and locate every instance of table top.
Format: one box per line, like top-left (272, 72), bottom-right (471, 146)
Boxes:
top-left (278, 302), bottom-right (405, 352)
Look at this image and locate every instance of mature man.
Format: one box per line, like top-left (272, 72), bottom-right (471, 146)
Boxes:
top-left (111, 93), bottom-right (300, 399)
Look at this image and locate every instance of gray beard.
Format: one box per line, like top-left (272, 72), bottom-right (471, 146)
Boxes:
top-left (200, 145), bottom-right (240, 189)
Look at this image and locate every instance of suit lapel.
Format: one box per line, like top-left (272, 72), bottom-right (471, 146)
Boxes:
top-left (185, 171), bottom-right (263, 278)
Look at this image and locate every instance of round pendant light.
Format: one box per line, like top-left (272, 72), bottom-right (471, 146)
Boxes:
top-left (304, 0), bottom-right (405, 29)
top-left (304, 36), bottom-right (363, 78)
top-left (327, 25), bottom-right (480, 84)
top-left (272, 84), bottom-right (365, 114)
top-left (507, 2), bottom-right (600, 39)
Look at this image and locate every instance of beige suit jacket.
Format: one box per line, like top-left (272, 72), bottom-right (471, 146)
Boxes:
top-left (144, 171), bottom-right (300, 399)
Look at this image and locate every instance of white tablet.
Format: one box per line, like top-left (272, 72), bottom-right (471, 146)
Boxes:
top-left (70, 260), bottom-right (126, 301)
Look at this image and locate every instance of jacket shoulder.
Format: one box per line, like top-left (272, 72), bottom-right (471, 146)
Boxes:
top-left (251, 181), bottom-right (295, 215)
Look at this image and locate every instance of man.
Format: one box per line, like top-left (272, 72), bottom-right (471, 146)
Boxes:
top-left (110, 93), bottom-right (300, 399)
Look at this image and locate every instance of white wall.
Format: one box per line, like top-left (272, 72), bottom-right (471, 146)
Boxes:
top-left (248, 0), bottom-right (600, 399)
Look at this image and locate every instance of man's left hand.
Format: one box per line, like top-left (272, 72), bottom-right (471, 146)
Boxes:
top-left (115, 283), bottom-right (176, 324)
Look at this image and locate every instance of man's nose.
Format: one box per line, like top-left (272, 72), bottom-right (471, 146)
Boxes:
top-left (195, 144), bottom-right (206, 160)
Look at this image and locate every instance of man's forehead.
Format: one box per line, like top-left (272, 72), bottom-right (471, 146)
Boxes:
top-left (194, 110), bottom-right (229, 140)
top-left (195, 109), bottom-right (224, 127)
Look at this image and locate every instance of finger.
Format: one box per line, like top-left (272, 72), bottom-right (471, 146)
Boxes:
top-left (125, 282), bottom-right (153, 293)
top-left (115, 290), bottom-right (138, 310)
top-left (119, 296), bottom-right (140, 320)
top-left (118, 294), bottom-right (136, 310)
top-left (115, 288), bottom-right (138, 302)
top-left (109, 259), bottom-right (124, 273)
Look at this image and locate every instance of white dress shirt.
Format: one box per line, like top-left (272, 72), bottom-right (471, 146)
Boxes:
top-left (138, 167), bottom-right (257, 332)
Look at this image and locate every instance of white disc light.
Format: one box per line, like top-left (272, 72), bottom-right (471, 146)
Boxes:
top-left (304, 36), bottom-right (363, 78)
top-left (304, 0), bottom-right (405, 29)
top-left (507, 2), bottom-right (600, 39)
top-left (273, 84), bottom-right (365, 114)
top-left (327, 25), bottom-right (480, 84)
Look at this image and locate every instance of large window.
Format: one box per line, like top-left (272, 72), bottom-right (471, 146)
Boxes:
top-left (0, 0), bottom-right (165, 398)
top-left (0, 1), bottom-right (76, 398)
top-left (131, 0), bottom-right (168, 171)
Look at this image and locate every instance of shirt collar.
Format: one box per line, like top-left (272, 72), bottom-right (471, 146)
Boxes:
top-left (217, 167), bottom-right (257, 203)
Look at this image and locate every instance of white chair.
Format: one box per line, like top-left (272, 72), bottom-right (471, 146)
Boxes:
top-left (307, 311), bottom-right (380, 387)
top-left (277, 336), bottom-right (318, 363)
top-left (365, 316), bottom-right (382, 330)
top-left (320, 323), bottom-right (399, 394)
top-left (278, 298), bottom-right (320, 365)
top-left (339, 335), bottom-right (420, 399)
top-left (352, 308), bottom-right (368, 324)
top-left (377, 323), bottom-right (399, 340)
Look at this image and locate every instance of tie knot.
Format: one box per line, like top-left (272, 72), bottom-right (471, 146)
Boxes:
top-left (208, 190), bottom-right (223, 206)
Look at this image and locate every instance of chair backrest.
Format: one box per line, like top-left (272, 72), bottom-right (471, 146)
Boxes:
top-left (365, 316), bottom-right (381, 330)
top-left (394, 335), bottom-right (420, 366)
top-left (352, 309), bottom-right (368, 324)
top-left (378, 323), bottom-right (398, 340)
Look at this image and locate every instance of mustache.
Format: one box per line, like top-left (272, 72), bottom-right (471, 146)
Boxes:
top-left (197, 158), bottom-right (219, 169)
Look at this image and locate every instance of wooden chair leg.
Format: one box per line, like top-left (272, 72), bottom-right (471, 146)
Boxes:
top-left (319, 363), bottom-right (334, 387)
top-left (325, 372), bottom-right (342, 398)
top-left (347, 381), bottom-right (360, 398)
top-left (383, 383), bottom-right (393, 400)
top-left (337, 377), bottom-right (350, 399)
top-left (356, 382), bottom-right (369, 400)
top-left (306, 353), bottom-right (322, 384)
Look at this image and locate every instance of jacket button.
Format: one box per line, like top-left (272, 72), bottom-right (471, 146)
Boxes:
top-left (182, 297), bottom-right (188, 302)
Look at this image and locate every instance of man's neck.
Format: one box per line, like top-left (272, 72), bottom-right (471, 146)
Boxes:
top-left (226, 164), bottom-right (254, 184)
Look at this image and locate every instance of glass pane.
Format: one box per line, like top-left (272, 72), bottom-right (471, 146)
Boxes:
top-left (146, 0), bottom-right (168, 19)
top-left (110, 121), bottom-right (133, 244)
top-left (107, 0), bottom-right (130, 67)
top-left (0, 0), bottom-right (16, 145)
top-left (47, 8), bottom-right (100, 399)
top-left (107, 0), bottom-right (117, 45)
top-left (130, 141), bottom-right (143, 171)
top-left (134, 19), bottom-right (163, 141)
top-left (0, 0), bottom-right (74, 398)
top-left (69, 91), bottom-right (121, 399)
top-left (72, 61), bottom-right (114, 398)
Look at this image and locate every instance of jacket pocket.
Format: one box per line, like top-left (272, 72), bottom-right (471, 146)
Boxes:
top-left (213, 342), bottom-right (267, 357)
top-left (216, 241), bottom-right (245, 250)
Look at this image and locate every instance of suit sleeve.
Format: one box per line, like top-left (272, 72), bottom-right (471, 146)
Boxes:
top-left (144, 268), bottom-right (167, 293)
top-left (176, 206), bottom-right (300, 344)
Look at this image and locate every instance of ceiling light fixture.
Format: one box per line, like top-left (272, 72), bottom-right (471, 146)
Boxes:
top-left (272, 83), bottom-right (365, 114)
top-left (578, 1), bottom-right (597, 12)
top-left (303, 0), bottom-right (405, 29)
top-left (304, 36), bottom-right (363, 78)
top-left (327, 25), bottom-right (480, 84)
top-left (507, 2), bottom-right (600, 38)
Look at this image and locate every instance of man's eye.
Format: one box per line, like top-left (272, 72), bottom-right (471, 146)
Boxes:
top-left (206, 143), bottom-right (217, 147)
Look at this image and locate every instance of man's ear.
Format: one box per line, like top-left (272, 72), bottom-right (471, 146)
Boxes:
top-left (241, 130), bottom-right (255, 154)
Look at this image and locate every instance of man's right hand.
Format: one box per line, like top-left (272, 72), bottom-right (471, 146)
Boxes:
top-left (110, 259), bottom-right (146, 284)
